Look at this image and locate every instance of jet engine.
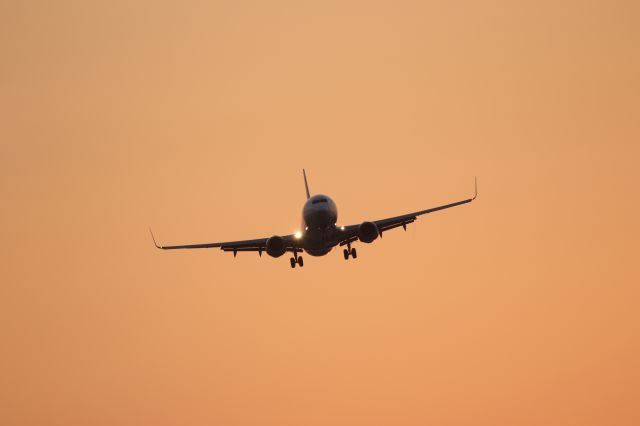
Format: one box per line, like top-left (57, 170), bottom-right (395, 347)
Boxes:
top-left (358, 221), bottom-right (379, 243)
top-left (266, 235), bottom-right (287, 257)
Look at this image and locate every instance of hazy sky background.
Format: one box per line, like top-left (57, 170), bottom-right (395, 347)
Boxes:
top-left (1, 1), bottom-right (639, 425)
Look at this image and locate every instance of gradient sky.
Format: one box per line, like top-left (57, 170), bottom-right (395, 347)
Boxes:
top-left (1, 1), bottom-right (639, 425)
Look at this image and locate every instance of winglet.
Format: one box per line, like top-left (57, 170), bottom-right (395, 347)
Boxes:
top-left (472, 177), bottom-right (478, 201)
top-left (303, 169), bottom-right (311, 199)
top-left (149, 227), bottom-right (163, 249)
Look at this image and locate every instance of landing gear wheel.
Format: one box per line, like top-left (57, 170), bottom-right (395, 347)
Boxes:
top-left (351, 248), bottom-right (357, 259)
top-left (290, 257), bottom-right (296, 268)
top-left (343, 249), bottom-right (349, 260)
top-left (297, 256), bottom-right (304, 267)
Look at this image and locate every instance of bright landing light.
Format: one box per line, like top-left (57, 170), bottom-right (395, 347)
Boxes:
top-left (340, 226), bottom-right (345, 230)
top-left (294, 231), bottom-right (302, 239)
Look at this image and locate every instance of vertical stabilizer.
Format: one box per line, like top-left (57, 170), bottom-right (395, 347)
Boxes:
top-left (303, 169), bottom-right (311, 199)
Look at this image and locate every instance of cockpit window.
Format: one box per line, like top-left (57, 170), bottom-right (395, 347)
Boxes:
top-left (312, 198), bottom-right (328, 204)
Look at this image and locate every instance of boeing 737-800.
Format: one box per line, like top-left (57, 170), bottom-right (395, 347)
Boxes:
top-left (151, 170), bottom-right (477, 268)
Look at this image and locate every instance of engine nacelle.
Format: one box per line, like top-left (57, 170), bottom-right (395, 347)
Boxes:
top-left (358, 221), bottom-right (379, 243)
top-left (266, 235), bottom-right (287, 257)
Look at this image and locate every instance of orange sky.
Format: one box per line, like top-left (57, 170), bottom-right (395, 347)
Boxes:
top-left (1, 1), bottom-right (639, 425)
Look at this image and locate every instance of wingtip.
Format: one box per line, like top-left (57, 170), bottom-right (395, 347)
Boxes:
top-left (149, 227), bottom-right (162, 249)
top-left (472, 177), bottom-right (478, 200)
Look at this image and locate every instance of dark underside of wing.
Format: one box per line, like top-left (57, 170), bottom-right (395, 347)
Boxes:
top-left (339, 180), bottom-right (477, 245)
top-left (375, 197), bottom-right (475, 231)
top-left (150, 230), bottom-right (301, 255)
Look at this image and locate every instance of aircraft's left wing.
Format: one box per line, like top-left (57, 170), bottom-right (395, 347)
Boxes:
top-left (150, 230), bottom-right (299, 256)
top-left (340, 178), bottom-right (477, 244)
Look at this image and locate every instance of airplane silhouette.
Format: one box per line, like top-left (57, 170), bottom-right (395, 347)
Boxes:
top-left (151, 170), bottom-right (477, 268)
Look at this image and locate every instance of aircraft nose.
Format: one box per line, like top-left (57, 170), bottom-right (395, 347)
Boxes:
top-left (317, 208), bottom-right (330, 220)
top-left (305, 204), bottom-right (335, 228)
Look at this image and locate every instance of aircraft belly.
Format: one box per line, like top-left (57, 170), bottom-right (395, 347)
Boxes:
top-left (304, 247), bottom-right (332, 257)
top-left (302, 232), bottom-right (337, 257)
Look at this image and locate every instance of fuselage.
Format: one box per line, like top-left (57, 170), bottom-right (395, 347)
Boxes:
top-left (301, 194), bottom-right (340, 256)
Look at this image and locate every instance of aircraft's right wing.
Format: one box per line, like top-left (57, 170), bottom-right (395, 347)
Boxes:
top-left (150, 230), bottom-right (300, 256)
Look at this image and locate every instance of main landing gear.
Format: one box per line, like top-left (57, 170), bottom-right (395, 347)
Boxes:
top-left (343, 243), bottom-right (357, 260)
top-left (290, 252), bottom-right (304, 268)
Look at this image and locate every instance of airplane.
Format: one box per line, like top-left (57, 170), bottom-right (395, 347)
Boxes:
top-left (150, 170), bottom-right (477, 268)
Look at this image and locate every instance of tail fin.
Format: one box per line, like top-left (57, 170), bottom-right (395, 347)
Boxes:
top-left (303, 169), bottom-right (311, 199)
